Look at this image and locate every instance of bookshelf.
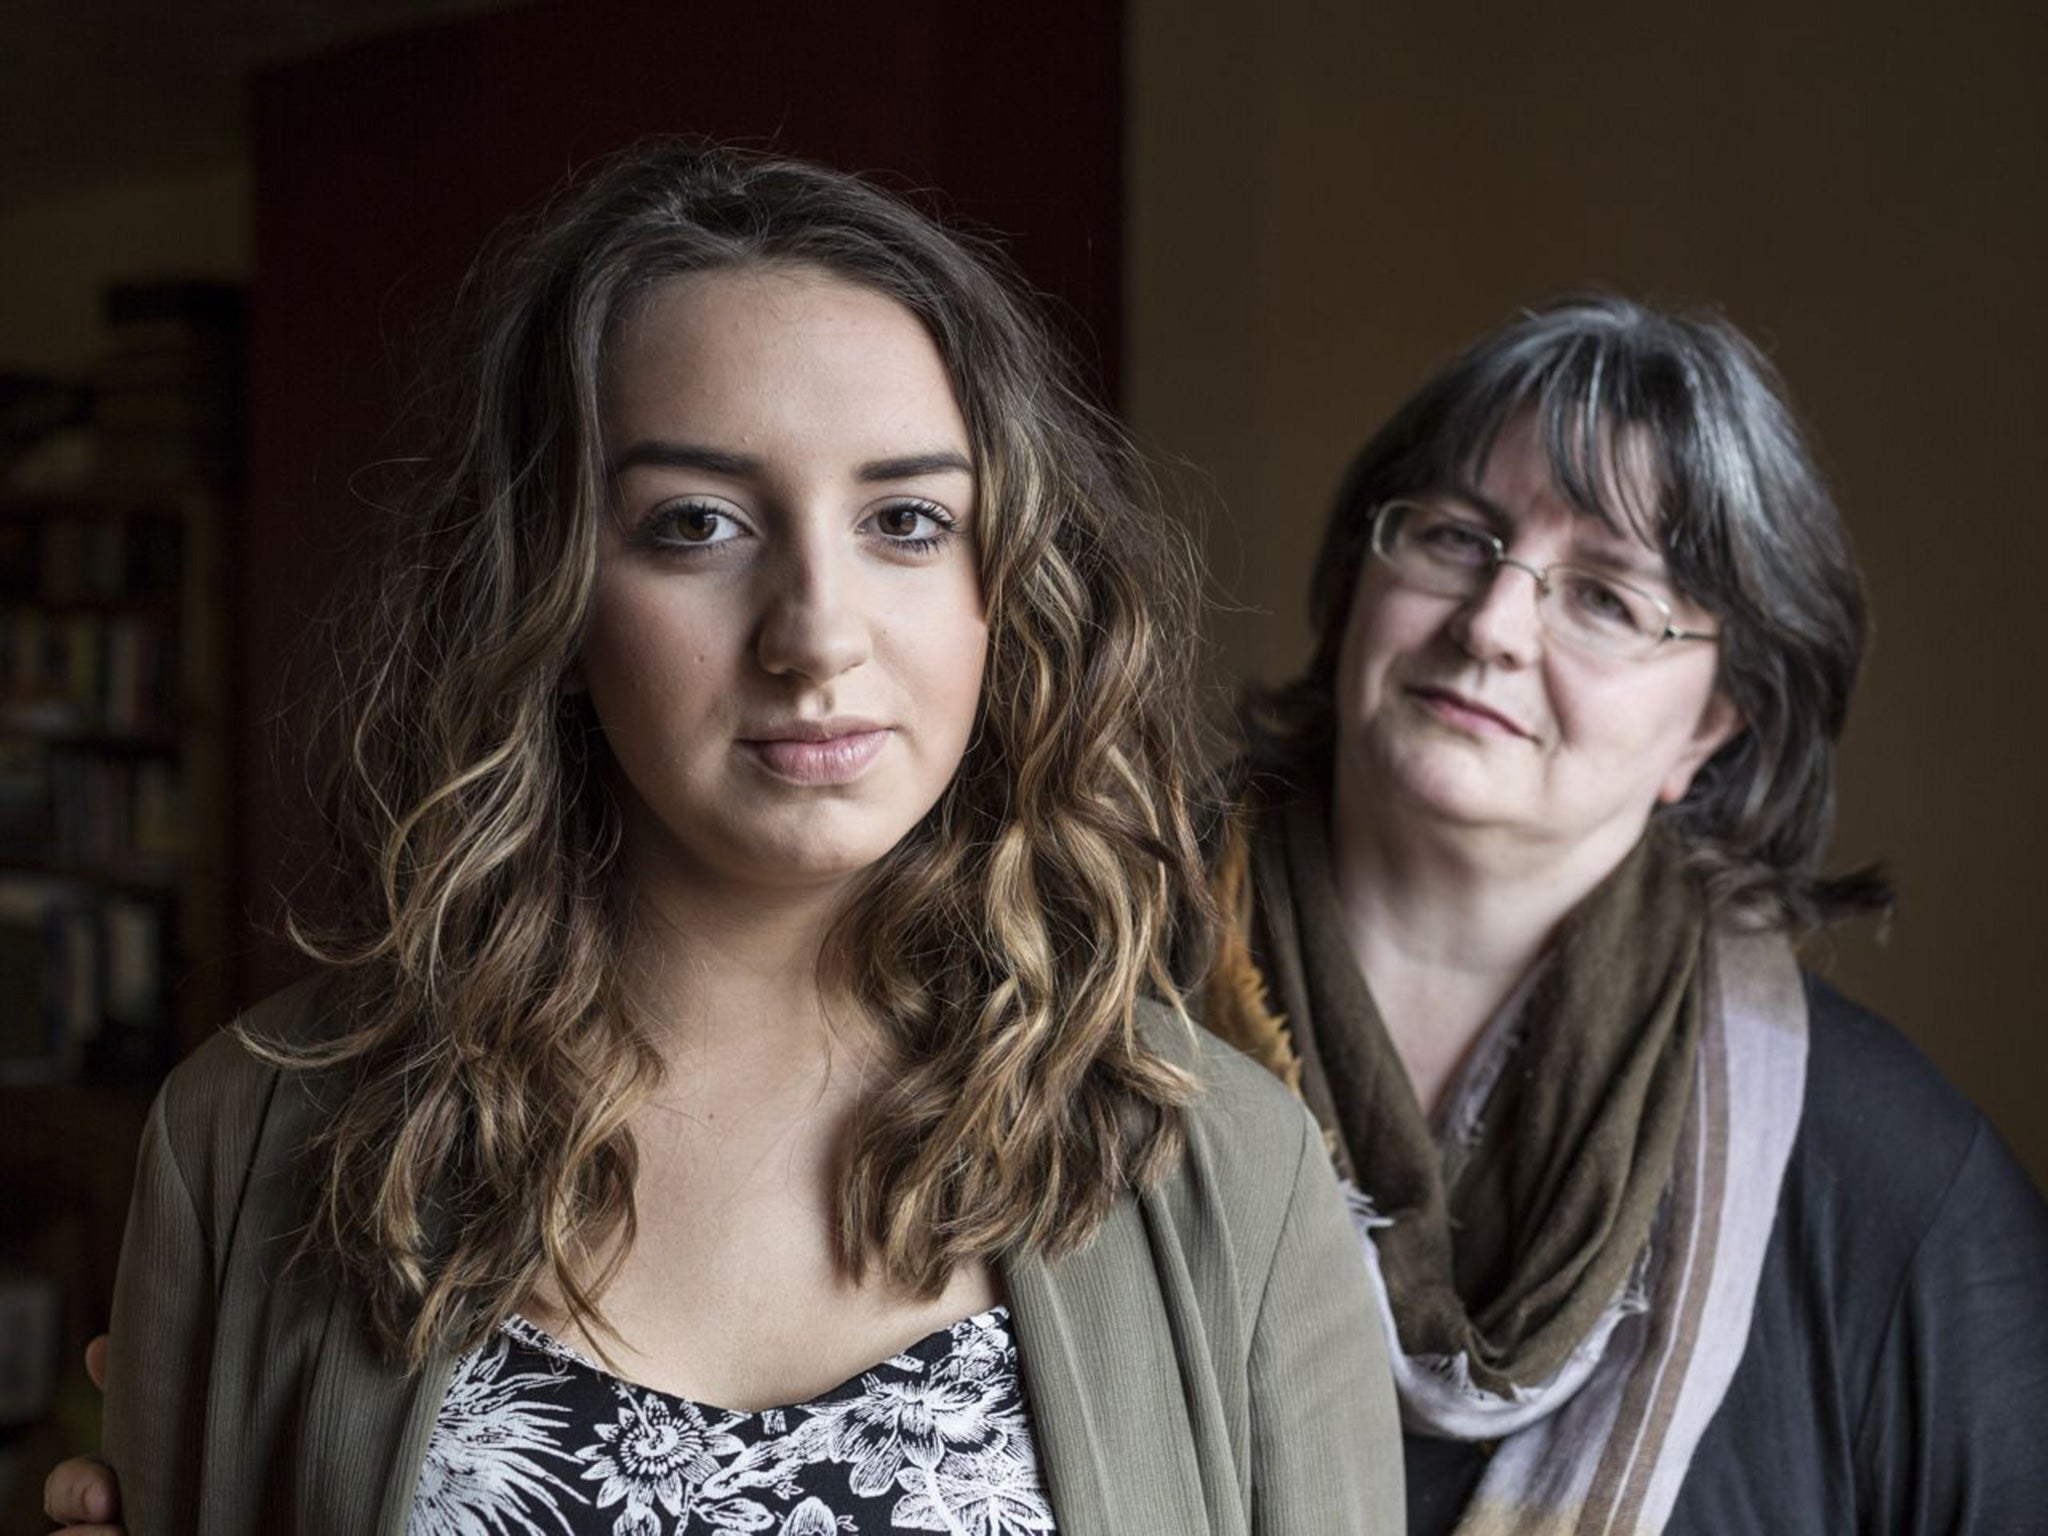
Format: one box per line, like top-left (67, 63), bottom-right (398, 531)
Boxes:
top-left (0, 484), bottom-right (229, 1081)
top-left (0, 284), bottom-right (236, 1526)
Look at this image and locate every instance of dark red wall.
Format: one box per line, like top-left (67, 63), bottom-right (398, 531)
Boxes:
top-left (239, 0), bottom-right (1124, 1001)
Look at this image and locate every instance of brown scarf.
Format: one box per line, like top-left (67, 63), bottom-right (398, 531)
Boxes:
top-left (1211, 789), bottom-right (1707, 1398)
top-left (1208, 785), bottom-right (1811, 1532)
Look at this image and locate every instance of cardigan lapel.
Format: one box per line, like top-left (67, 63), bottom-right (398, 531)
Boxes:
top-left (221, 1024), bottom-right (458, 1536)
top-left (1002, 1248), bottom-right (1117, 1533)
top-left (1003, 1194), bottom-right (1222, 1536)
top-left (285, 1270), bottom-right (457, 1535)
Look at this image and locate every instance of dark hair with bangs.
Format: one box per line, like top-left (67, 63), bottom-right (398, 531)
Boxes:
top-left (1249, 293), bottom-right (1888, 930)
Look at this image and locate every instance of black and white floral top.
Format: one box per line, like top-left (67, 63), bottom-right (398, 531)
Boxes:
top-left (407, 1305), bottom-right (1059, 1536)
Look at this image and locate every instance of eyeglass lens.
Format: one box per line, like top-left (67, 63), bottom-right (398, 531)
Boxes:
top-left (1375, 501), bottom-right (1669, 656)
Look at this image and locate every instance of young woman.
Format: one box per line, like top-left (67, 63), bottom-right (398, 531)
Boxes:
top-left (63, 142), bottom-right (1400, 1535)
top-left (1207, 297), bottom-right (2048, 1534)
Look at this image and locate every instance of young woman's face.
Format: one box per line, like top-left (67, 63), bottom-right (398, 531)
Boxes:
top-left (580, 265), bottom-right (987, 904)
top-left (1333, 412), bottom-right (1739, 875)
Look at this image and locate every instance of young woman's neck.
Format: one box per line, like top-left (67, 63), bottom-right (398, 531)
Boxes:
top-left (1327, 774), bottom-right (1637, 1114)
top-left (617, 859), bottom-right (875, 1083)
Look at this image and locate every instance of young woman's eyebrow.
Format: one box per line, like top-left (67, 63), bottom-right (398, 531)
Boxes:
top-left (610, 439), bottom-right (762, 477)
top-left (857, 450), bottom-right (973, 483)
top-left (606, 443), bottom-right (971, 484)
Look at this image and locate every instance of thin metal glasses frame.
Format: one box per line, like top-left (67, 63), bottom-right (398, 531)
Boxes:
top-left (1368, 498), bottom-right (1718, 655)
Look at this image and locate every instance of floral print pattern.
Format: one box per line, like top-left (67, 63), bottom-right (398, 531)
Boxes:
top-left (407, 1308), bottom-right (1056, 1536)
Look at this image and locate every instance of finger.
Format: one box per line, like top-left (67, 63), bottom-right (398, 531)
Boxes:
top-left (84, 1333), bottom-right (109, 1391)
top-left (42, 1455), bottom-right (118, 1524)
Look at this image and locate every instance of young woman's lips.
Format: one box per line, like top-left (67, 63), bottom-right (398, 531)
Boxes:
top-left (1407, 685), bottom-right (1530, 739)
top-left (740, 727), bottom-right (891, 785)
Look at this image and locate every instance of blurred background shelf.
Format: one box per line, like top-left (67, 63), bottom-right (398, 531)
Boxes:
top-left (0, 282), bottom-right (236, 1524)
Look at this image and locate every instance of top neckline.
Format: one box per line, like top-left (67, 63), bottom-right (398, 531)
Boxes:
top-left (497, 1303), bottom-right (1016, 1419)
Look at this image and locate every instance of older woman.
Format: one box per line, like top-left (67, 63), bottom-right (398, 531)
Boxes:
top-left (1207, 296), bottom-right (2048, 1534)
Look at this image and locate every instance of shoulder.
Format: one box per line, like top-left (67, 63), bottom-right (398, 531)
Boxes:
top-left (149, 974), bottom-right (335, 1230)
top-left (1139, 994), bottom-right (1321, 1183)
top-left (1775, 973), bottom-right (2047, 1333)
top-left (1765, 979), bottom-right (2048, 1522)
top-left (1135, 996), bottom-right (1332, 1272)
top-left (1792, 974), bottom-right (2005, 1218)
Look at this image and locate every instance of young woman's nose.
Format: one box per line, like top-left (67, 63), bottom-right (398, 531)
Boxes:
top-left (755, 538), bottom-right (872, 683)
top-left (1447, 560), bottom-right (1545, 667)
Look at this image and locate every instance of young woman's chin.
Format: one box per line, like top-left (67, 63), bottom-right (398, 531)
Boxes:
top-left (620, 799), bottom-right (935, 901)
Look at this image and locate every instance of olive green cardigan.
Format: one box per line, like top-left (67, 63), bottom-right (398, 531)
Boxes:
top-left (102, 982), bottom-right (1402, 1535)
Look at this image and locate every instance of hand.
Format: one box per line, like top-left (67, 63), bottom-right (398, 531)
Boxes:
top-left (41, 1335), bottom-right (124, 1534)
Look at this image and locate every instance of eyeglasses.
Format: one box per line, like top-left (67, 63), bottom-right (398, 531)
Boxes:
top-left (1368, 499), bottom-right (1719, 661)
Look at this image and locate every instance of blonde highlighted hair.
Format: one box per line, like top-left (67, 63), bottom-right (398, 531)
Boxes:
top-left (261, 140), bottom-right (1218, 1367)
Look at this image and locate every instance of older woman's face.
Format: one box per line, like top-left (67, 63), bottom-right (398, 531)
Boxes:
top-left (1333, 413), bottom-right (1740, 874)
top-left (579, 266), bottom-right (987, 905)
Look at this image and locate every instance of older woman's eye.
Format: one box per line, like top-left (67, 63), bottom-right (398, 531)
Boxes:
top-left (1558, 572), bottom-right (1652, 634)
top-left (1412, 514), bottom-right (1495, 566)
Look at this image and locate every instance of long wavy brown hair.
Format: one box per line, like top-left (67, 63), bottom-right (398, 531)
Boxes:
top-left (257, 140), bottom-right (1217, 1368)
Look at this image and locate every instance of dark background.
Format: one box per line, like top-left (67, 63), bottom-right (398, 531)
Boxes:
top-left (0, 0), bottom-right (2041, 1520)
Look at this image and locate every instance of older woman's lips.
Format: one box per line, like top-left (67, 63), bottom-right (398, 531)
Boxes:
top-left (1407, 686), bottom-right (1529, 739)
top-left (740, 725), bottom-right (891, 785)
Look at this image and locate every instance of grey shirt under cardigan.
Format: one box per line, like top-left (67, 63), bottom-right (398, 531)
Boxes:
top-left (103, 981), bottom-right (1404, 1535)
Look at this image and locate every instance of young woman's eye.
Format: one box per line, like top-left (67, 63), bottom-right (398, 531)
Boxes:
top-left (641, 499), bottom-right (745, 552)
top-left (867, 499), bottom-right (957, 553)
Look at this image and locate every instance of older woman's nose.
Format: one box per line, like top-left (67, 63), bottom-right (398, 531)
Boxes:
top-left (755, 545), bottom-right (872, 683)
top-left (1448, 562), bottom-right (1545, 667)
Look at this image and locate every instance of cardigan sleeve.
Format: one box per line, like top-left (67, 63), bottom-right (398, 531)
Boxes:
top-left (1247, 1105), bottom-right (1405, 1534)
top-left (102, 1086), bottom-right (215, 1536)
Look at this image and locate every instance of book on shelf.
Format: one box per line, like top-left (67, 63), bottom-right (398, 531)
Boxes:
top-left (1, 500), bottom-right (181, 739)
top-left (2, 610), bottom-right (177, 738)
top-left (48, 752), bottom-right (186, 870)
top-left (0, 1262), bottom-right (65, 1428)
top-left (9, 512), bottom-right (181, 602)
top-left (0, 878), bottom-right (174, 1083)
